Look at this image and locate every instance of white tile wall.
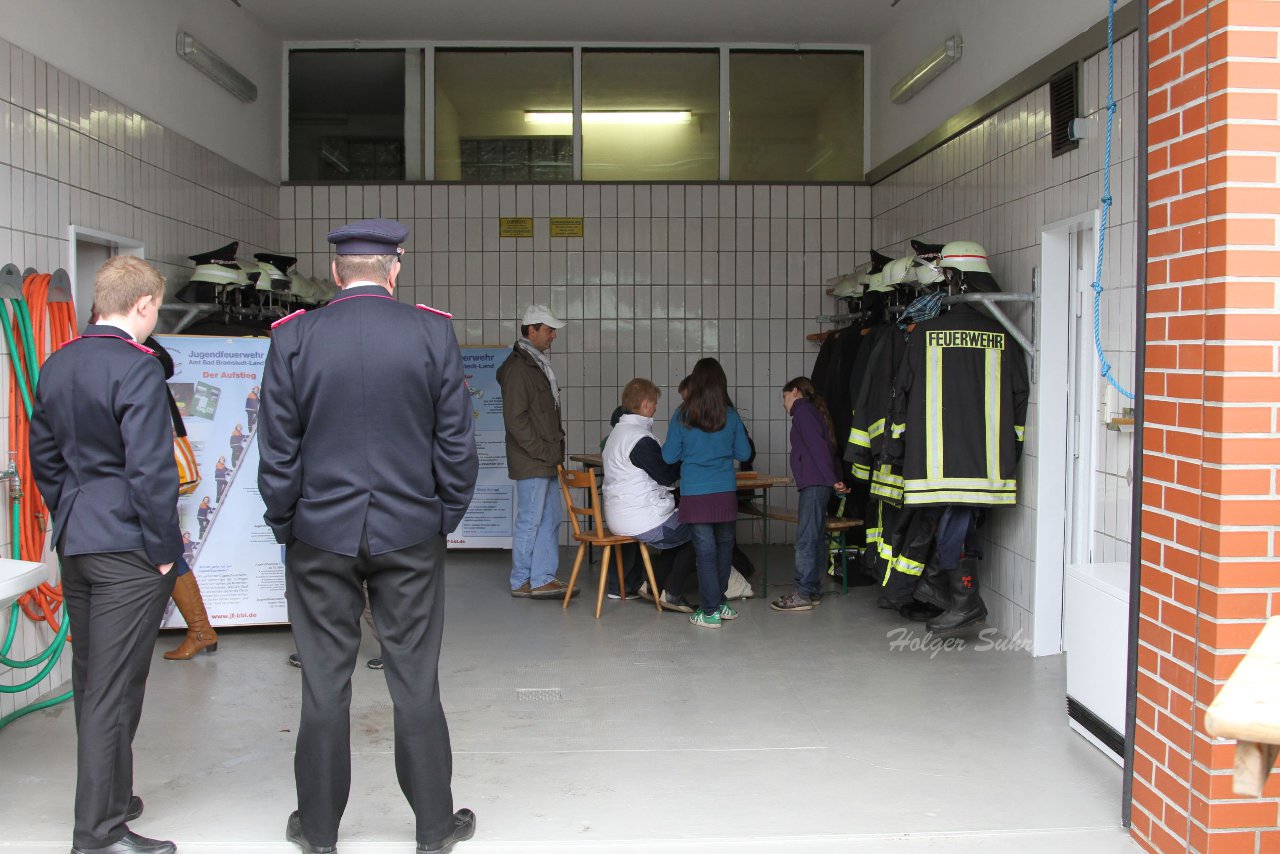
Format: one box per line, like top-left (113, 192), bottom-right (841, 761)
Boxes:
top-left (0, 36), bottom-right (279, 721)
top-left (871, 34), bottom-right (1140, 642)
top-left (279, 183), bottom-right (872, 544)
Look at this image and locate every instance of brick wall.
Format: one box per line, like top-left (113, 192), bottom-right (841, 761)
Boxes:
top-left (1136, 0), bottom-right (1280, 850)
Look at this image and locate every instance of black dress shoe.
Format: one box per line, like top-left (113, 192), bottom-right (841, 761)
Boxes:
top-left (366, 657), bottom-right (383, 670)
top-left (417, 808), bottom-right (476, 853)
top-left (125, 795), bottom-right (143, 822)
top-left (71, 831), bottom-right (176, 854)
top-left (286, 810), bottom-right (336, 854)
top-left (288, 653), bottom-right (302, 669)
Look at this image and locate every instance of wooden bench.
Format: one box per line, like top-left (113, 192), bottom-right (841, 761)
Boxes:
top-left (1206, 615), bottom-right (1280, 797)
top-left (738, 503), bottom-right (863, 594)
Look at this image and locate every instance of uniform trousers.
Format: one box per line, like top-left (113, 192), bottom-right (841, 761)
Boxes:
top-left (286, 531), bottom-right (455, 848)
top-left (61, 550), bottom-right (176, 849)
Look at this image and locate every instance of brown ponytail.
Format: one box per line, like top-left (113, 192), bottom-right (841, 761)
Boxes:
top-left (783, 376), bottom-right (836, 453)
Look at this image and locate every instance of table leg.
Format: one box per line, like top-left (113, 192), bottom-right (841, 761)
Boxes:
top-left (840, 531), bottom-right (848, 595)
top-left (762, 487), bottom-right (769, 595)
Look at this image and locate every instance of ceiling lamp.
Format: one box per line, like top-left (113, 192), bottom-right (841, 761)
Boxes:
top-left (890, 36), bottom-right (962, 104)
top-left (176, 31), bottom-right (258, 103)
top-left (525, 111), bottom-right (692, 126)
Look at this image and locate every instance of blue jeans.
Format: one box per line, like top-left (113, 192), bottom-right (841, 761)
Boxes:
top-left (689, 521), bottom-right (734, 615)
top-left (794, 485), bottom-right (832, 597)
top-left (511, 477), bottom-right (562, 590)
top-left (635, 512), bottom-right (692, 550)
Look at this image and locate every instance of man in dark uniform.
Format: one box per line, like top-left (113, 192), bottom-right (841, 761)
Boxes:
top-left (30, 256), bottom-right (181, 854)
top-left (258, 218), bottom-right (479, 854)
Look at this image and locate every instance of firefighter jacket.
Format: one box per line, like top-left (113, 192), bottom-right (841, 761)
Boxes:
top-left (844, 322), bottom-right (907, 504)
top-left (885, 305), bottom-right (1029, 507)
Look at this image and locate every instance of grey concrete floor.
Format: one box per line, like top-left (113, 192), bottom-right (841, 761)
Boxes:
top-left (0, 547), bottom-right (1138, 852)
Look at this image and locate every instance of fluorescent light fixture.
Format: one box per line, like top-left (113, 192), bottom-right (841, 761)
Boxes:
top-left (176, 31), bottom-right (258, 103)
top-left (525, 111), bottom-right (692, 126)
top-left (890, 35), bottom-right (962, 104)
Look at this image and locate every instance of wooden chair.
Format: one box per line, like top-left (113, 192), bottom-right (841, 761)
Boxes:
top-left (557, 465), bottom-right (663, 618)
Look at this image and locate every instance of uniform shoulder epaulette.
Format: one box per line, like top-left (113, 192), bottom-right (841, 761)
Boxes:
top-left (416, 304), bottom-right (453, 318)
top-left (271, 308), bottom-right (307, 329)
top-left (70, 334), bottom-right (156, 356)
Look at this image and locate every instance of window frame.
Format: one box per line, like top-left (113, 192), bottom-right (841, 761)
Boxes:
top-left (282, 41), bottom-right (869, 183)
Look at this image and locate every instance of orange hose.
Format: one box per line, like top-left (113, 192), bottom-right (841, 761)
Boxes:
top-left (13, 272), bottom-right (77, 632)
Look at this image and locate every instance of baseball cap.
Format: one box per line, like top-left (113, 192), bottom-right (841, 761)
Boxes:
top-left (521, 304), bottom-right (565, 328)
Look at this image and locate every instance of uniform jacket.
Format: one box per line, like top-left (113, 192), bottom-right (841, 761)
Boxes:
top-left (257, 285), bottom-right (479, 556)
top-left (845, 323), bottom-right (908, 503)
top-left (30, 324), bottom-right (182, 564)
top-left (662, 407), bottom-right (752, 496)
top-left (886, 305), bottom-right (1029, 507)
top-left (788, 398), bottom-right (838, 489)
top-left (496, 342), bottom-right (565, 480)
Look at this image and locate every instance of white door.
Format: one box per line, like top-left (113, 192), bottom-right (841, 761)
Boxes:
top-left (1064, 225), bottom-right (1098, 569)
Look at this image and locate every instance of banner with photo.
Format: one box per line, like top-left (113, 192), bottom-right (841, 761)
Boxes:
top-left (156, 335), bottom-right (285, 627)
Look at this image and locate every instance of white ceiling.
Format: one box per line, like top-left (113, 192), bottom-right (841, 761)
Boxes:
top-left (238, 0), bottom-right (898, 45)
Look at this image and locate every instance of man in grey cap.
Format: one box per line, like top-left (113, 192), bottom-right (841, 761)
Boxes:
top-left (497, 304), bottom-right (578, 599)
top-left (259, 218), bottom-right (478, 854)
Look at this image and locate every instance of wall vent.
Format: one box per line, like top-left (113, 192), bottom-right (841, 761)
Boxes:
top-left (1050, 65), bottom-right (1081, 158)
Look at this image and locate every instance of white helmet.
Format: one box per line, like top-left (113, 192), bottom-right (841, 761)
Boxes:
top-left (190, 263), bottom-right (249, 288)
top-left (827, 261), bottom-right (870, 298)
top-left (938, 240), bottom-right (991, 275)
top-left (881, 257), bottom-right (916, 288)
top-left (866, 269), bottom-right (895, 294)
top-left (913, 256), bottom-right (946, 286)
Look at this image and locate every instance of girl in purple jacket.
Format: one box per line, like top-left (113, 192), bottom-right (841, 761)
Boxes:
top-left (772, 377), bottom-right (844, 612)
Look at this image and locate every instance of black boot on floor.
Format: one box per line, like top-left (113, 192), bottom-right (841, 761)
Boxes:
top-left (899, 601), bottom-right (945, 622)
top-left (926, 563), bottom-right (987, 632)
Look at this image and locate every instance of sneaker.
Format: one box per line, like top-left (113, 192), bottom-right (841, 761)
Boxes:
top-left (770, 592), bottom-right (814, 612)
top-left (689, 610), bottom-right (722, 629)
top-left (530, 579), bottom-right (579, 599)
top-left (717, 603), bottom-right (739, 621)
top-left (637, 582), bottom-right (655, 602)
top-left (510, 581), bottom-right (532, 598)
top-left (659, 591), bottom-right (695, 613)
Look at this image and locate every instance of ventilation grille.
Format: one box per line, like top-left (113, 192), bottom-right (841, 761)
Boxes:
top-left (1050, 65), bottom-right (1080, 158)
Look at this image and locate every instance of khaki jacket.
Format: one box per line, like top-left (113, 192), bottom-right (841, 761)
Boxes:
top-left (496, 343), bottom-right (565, 480)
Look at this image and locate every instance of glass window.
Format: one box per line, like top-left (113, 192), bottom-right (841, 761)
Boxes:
top-left (289, 50), bottom-right (408, 181)
top-left (730, 51), bottom-right (864, 182)
top-left (435, 49), bottom-right (573, 182)
top-left (581, 50), bottom-right (718, 181)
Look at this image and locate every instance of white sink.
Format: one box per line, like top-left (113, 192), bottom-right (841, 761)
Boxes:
top-left (0, 559), bottom-right (49, 609)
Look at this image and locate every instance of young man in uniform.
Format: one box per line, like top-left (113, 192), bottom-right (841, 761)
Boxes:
top-left (258, 218), bottom-right (479, 854)
top-left (31, 255), bottom-right (181, 854)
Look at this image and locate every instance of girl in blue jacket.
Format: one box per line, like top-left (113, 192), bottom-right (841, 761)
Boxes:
top-left (663, 358), bottom-right (752, 628)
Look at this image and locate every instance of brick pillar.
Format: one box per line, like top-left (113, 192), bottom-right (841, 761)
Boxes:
top-left (1137, 0), bottom-right (1280, 851)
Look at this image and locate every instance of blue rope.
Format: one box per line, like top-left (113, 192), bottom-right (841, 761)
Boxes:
top-left (1092, 0), bottom-right (1135, 400)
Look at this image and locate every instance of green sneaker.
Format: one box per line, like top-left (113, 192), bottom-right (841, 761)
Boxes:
top-left (717, 603), bottom-right (739, 621)
top-left (689, 610), bottom-right (723, 629)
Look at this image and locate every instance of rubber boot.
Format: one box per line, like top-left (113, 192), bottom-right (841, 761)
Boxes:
top-left (164, 572), bottom-right (219, 660)
top-left (898, 600), bottom-right (945, 622)
top-left (925, 560), bottom-right (987, 633)
top-left (912, 553), bottom-right (952, 610)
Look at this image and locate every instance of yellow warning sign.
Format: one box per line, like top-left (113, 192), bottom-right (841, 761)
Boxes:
top-left (549, 217), bottom-right (585, 238)
top-left (499, 217), bottom-right (534, 238)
